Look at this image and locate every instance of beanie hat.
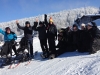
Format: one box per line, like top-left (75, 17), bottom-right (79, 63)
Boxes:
top-left (81, 23), bottom-right (86, 27)
top-left (49, 17), bottom-right (53, 22)
top-left (73, 24), bottom-right (78, 28)
top-left (39, 21), bottom-right (43, 25)
top-left (5, 27), bottom-right (11, 31)
top-left (87, 22), bottom-right (93, 26)
top-left (25, 21), bottom-right (30, 25)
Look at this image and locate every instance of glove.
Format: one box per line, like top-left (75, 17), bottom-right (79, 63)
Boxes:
top-left (44, 14), bottom-right (47, 19)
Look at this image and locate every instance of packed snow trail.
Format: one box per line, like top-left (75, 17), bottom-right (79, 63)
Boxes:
top-left (0, 37), bottom-right (100, 75)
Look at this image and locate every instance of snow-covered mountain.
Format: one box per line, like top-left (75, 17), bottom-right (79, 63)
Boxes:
top-left (0, 7), bottom-right (99, 31)
top-left (0, 6), bottom-right (99, 41)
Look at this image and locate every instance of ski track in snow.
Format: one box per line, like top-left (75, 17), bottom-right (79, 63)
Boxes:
top-left (0, 37), bottom-right (100, 75)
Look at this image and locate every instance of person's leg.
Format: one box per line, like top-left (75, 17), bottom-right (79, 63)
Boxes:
top-left (48, 38), bottom-right (52, 54)
top-left (29, 39), bottom-right (33, 56)
top-left (12, 45), bottom-right (18, 56)
top-left (44, 38), bottom-right (48, 51)
top-left (50, 38), bottom-right (56, 54)
top-left (40, 39), bottom-right (45, 54)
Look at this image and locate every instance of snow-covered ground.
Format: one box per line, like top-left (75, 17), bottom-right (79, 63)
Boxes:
top-left (0, 36), bottom-right (100, 75)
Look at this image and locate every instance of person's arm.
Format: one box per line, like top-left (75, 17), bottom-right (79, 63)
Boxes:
top-left (54, 26), bottom-right (57, 40)
top-left (44, 14), bottom-right (49, 28)
top-left (13, 33), bottom-right (17, 40)
top-left (0, 28), bottom-right (5, 35)
top-left (16, 20), bottom-right (24, 30)
top-left (17, 23), bottom-right (24, 30)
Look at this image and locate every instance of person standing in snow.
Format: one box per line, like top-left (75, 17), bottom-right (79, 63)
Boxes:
top-left (0, 27), bottom-right (18, 57)
top-left (72, 24), bottom-right (80, 51)
top-left (78, 23), bottom-right (89, 52)
top-left (16, 21), bottom-right (34, 58)
top-left (44, 14), bottom-right (57, 58)
top-left (86, 23), bottom-right (96, 54)
top-left (33, 21), bottom-right (49, 58)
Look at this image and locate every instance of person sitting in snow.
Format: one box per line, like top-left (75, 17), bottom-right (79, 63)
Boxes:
top-left (86, 23), bottom-right (97, 54)
top-left (0, 27), bottom-right (18, 57)
top-left (78, 23), bottom-right (89, 52)
top-left (55, 32), bottom-right (67, 57)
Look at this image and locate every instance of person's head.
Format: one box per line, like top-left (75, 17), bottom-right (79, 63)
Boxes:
top-left (25, 21), bottom-right (30, 27)
top-left (87, 23), bottom-right (93, 30)
top-left (81, 23), bottom-right (86, 30)
top-left (39, 21), bottom-right (43, 27)
top-left (5, 27), bottom-right (11, 34)
top-left (49, 17), bottom-right (53, 25)
top-left (73, 24), bottom-right (78, 31)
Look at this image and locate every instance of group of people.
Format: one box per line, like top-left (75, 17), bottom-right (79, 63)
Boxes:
top-left (0, 14), bottom-right (99, 61)
top-left (56, 22), bottom-right (99, 57)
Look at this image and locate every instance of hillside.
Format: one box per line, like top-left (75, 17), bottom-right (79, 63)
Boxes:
top-left (0, 7), bottom-right (99, 40)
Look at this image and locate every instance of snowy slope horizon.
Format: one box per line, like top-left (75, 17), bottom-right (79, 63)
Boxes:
top-left (0, 6), bottom-right (99, 40)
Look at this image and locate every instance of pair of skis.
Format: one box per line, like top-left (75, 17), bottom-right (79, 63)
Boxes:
top-left (8, 51), bottom-right (38, 69)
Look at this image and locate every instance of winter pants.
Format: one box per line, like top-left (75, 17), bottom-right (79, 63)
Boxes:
top-left (39, 39), bottom-right (48, 54)
top-left (28, 39), bottom-right (33, 56)
top-left (48, 38), bottom-right (56, 54)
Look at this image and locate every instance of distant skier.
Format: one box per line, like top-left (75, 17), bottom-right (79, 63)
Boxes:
top-left (44, 14), bottom-right (57, 58)
top-left (16, 20), bottom-right (34, 58)
top-left (33, 21), bottom-right (49, 58)
top-left (0, 27), bottom-right (18, 57)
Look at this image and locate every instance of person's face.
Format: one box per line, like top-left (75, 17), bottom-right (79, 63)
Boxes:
top-left (6, 29), bottom-right (10, 33)
top-left (26, 24), bottom-right (30, 27)
top-left (81, 26), bottom-right (85, 30)
top-left (73, 27), bottom-right (77, 31)
top-left (87, 25), bottom-right (92, 30)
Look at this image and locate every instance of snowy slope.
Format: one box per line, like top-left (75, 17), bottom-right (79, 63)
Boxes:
top-left (0, 37), bottom-right (100, 75)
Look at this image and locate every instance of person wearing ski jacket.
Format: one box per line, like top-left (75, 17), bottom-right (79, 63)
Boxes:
top-left (86, 23), bottom-right (96, 54)
top-left (33, 21), bottom-right (49, 57)
top-left (78, 23), bottom-right (89, 52)
top-left (72, 24), bottom-right (80, 51)
top-left (44, 14), bottom-right (57, 56)
top-left (0, 27), bottom-right (18, 56)
top-left (16, 20), bottom-right (34, 57)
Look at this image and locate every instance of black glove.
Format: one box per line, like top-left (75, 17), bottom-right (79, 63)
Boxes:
top-left (44, 14), bottom-right (47, 19)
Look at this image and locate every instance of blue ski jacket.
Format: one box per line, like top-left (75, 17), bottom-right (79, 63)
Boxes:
top-left (0, 28), bottom-right (17, 41)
